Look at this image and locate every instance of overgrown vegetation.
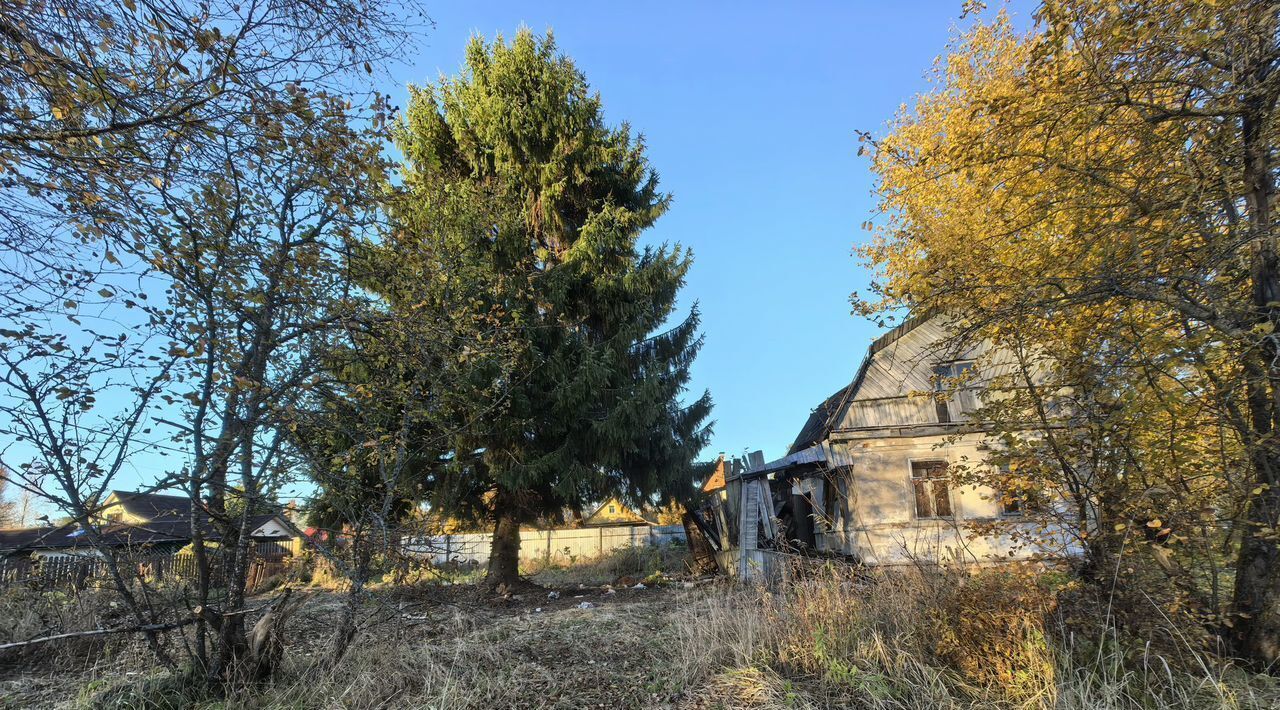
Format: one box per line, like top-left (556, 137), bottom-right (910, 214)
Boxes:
top-left (5, 0), bottom-right (1280, 705)
top-left (9, 559), bottom-right (1278, 708)
top-left (681, 564), bottom-right (1280, 709)
top-left (860, 0), bottom-right (1280, 667)
top-left (524, 542), bottom-right (693, 586)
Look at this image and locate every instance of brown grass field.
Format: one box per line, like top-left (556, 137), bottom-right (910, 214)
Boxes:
top-left (4, 548), bottom-right (1280, 709)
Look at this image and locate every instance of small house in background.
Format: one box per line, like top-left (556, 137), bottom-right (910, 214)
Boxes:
top-left (582, 497), bottom-right (649, 527)
top-left (98, 490), bottom-right (192, 523)
top-left (0, 489), bottom-right (301, 560)
top-left (701, 454), bottom-right (727, 494)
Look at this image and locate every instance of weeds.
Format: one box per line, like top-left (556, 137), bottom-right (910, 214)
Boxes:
top-left (525, 542), bottom-right (692, 585)
top-left (676, 563), bottom-right (1280, 709)
top-left (11, 558), bottom-right (1280, 708)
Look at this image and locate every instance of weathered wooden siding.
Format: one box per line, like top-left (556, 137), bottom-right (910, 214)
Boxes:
top-left (849, 318), bottom-right (967, 399)
top-left (840, 396), bottom-right (939, 429)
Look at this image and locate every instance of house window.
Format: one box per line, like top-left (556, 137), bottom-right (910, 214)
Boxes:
top-left (608, 505), bottom-right (616, 514)
top-left (996, 464), bottom-right (1034, 517)
top-left (911, 460), bottom-right (953, 518)
top-left (933, 361), bottom-right (976, 423)
top-left (1000, 493), bottom-right (1022, 517)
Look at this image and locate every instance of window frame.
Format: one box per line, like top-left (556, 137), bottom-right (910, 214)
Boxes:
top-left (995, 463), bottom-right (1031, 518)
top-left (999, 493), bottom-right (1023, 518)
top-left (909, 458), bottom-right (954, 520)
top-left (932, 360), bottom-right (977, 424)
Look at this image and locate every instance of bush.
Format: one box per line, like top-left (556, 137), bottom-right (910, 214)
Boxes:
top-left (0, 587), bottom-right (119, 667)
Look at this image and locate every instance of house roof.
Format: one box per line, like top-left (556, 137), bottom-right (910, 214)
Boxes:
top-left (701, 456), bottom-right (727, 493)
top-left (787, 384), bottom-right (853, 455)
top-left (108, 489), bottom-right (193, 519)
top-left (786, 312), bottom-right (935, 455)
top-left (0, 514), bottom-right (291, 556)
top-left (749, 444), bottom-right (831, 478)
top-left (0, 523), bottom-right (81, 552)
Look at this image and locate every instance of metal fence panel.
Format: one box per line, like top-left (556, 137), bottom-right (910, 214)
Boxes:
top-left (403, 524), bottom-right (688, 566)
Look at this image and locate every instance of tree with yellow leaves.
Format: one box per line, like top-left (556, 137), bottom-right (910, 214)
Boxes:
top-left (861, 1), bottom-right (1280, 665)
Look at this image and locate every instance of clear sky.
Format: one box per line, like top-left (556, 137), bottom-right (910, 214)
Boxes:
top-left (9, 2), bottom-right (1042, 518)
top-left (384, 1), bottom-right (1032, 463)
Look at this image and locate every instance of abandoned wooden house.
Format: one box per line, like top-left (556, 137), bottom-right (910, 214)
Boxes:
top-left (695, 314), bottom-right (1071, 580)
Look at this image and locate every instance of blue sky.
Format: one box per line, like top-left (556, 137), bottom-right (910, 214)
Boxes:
top-left (385, 1), bottom-right (1032, 463)
top-left (7, 2), bottom-right (1041, 517)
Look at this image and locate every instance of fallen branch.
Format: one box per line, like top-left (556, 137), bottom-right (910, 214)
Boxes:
top-left (0, 618), bottom-right (198, 652)
top-left (0, 598), bottom-right (280, 652)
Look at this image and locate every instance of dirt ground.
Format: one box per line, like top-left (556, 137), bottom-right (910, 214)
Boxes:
top-left (0, 577), bottom-right (722, 709)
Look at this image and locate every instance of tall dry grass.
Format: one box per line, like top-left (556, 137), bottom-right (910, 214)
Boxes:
top-left (675, 563), bottom-right (1280, 709)
top-left (525, 542), bottom-right (692, 585)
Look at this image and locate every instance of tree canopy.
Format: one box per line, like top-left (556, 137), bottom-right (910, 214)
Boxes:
top-left (381, 29), bottom-right (713, 586)
top-left (861, 1), bottom-right (1280, 665)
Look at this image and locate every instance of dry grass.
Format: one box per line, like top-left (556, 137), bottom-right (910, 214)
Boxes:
top-left (0, 587), bottom-right (165, 708)
top-left (674, 563), bottom-right (1280, 709)
top-left (525, 543), bottom-right (694, 586)
top-left (8, 559), bottom-right (1280, 708)
top-left (80, 584), bottom-right (698, 709)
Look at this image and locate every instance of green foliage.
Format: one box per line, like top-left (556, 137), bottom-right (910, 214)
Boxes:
top-left (382, 29), bottom-right (713, 528)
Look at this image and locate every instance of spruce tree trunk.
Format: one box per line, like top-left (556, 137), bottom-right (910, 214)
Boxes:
top-left (486, 491), bottom-right (522, 589)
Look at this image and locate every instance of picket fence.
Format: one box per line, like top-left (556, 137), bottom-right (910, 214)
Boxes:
top-left (0, 547), bottom-right (288, 593)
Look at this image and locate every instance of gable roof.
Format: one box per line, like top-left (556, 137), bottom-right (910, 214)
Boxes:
top-left (583, 497), bottom-right (648, 525)
top-left (786, 312), bottom-right (935, 455)
top-left (701, 456), bottom-right (727, 493)
top-left (107, 489), bottom-right (193, 519)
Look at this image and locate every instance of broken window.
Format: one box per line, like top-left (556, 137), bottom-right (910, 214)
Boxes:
top-left (1000, 493), bottom-right (1022, 517)
top-left (932, 361), bottom-right (976, 423)
top-left (997, 464), bottom-right (1037, 517)
top-left (911, 460), bottom-right (953, 518)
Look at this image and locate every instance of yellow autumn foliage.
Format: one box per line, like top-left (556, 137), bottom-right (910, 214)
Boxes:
top-left (861, 1), bottom-right (1280, 663)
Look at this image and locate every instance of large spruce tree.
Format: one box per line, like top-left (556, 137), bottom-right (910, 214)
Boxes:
top-left (390, 30), bottom-right (712, 587)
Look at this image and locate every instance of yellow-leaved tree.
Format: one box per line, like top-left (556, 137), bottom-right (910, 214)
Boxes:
top-left (861, 1), bottom-right (1280, 665)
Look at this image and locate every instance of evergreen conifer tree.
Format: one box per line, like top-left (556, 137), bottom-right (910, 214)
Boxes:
top-left (390, 30), bottom-right (712, 587)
